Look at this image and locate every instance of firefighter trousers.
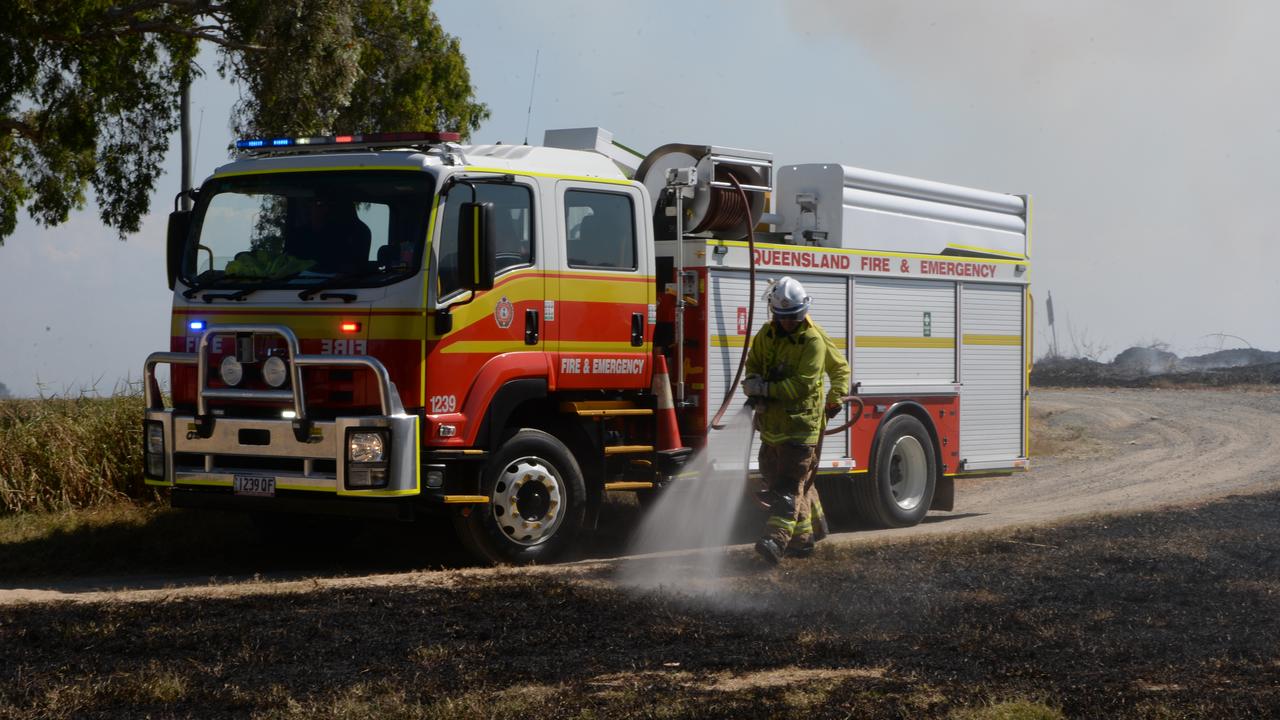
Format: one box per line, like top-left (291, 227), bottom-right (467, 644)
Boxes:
top-left (758, 442), bottom-right (828, 552)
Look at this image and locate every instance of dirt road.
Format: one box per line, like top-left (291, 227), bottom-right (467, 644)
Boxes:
top-left (2, 387), bottom-right (1278, 604)
top-left (875, 386), bottom-right (1280, 541)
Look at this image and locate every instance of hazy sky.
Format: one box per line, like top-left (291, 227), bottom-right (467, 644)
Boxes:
top-left (2, 0), bottom-right (1277, 396)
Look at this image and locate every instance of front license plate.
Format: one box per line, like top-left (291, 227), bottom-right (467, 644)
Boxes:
top-left (234, 474), bottom-right (276, 497)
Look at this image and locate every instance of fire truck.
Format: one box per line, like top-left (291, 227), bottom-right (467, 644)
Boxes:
top-left (143, 127), bottom-right (1031, 563)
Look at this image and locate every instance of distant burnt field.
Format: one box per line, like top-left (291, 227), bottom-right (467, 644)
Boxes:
top-left (1032, 347), bottom-right (1280, 388)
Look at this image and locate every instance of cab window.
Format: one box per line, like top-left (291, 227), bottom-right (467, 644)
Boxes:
top-left (565, 189), bottom-right (636, 271)
top-left (437, 183), bottom-right (535, 297)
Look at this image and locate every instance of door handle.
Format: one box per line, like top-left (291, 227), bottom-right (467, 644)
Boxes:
top-left (525, 309), bottom-right (539, 345)
top-left (631, 312), bottom-right (644, 347)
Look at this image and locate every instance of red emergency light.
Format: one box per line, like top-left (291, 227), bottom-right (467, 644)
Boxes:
top-left (340, 322), bottom-right (361, 333)
top-left (236, 131), bottom-right (461, 152)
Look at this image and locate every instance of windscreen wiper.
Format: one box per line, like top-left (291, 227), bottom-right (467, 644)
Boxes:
top-left (184, 272), bottom-right (303, 302)
top-left (297, 271), bottom-right (383, 302)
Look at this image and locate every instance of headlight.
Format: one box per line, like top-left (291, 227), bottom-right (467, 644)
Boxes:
top-left (262, 355), bottom-right (288, 388)
top-left (348, 431), bottom-right (386, 463)
top-left (219, 355), bottom-right (243, 386)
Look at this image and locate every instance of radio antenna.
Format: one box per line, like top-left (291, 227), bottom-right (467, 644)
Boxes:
top-left (523, 49), bottom-right (540, 145)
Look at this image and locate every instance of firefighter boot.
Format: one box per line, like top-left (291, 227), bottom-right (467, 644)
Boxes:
top-left (785, 542), bottom-right (815, 559)
top-left (755, 537), bottom-right (784, 566)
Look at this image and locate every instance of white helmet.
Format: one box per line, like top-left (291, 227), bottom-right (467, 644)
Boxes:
top-left (767, 276), bottom-right (810, 319)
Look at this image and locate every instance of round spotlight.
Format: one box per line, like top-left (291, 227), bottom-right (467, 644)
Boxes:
top-left (262, 355), bottom-right (288, 388)
top-left (219, 356), bottom-right (244, 386)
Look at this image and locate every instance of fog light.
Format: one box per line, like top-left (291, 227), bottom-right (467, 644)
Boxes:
top-left (426, 468), bottom-right (445, 488)
top-left (346, 467), bottom-right (388, 488)
top-left (262, 355), bottom-right (288, 388)
top-left (348, 431), bottom-right (386, 463)
top-left (219, 355), bottom-right (244, 386)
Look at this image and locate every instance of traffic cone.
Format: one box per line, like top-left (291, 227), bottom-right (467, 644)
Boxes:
top-left (651, 354), bottom-right (683, 451)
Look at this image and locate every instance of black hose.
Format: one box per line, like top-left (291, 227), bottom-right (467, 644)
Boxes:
top-left (824, 395), bottom-right (865, 436)
top-left (709, 174), bottom-right (757, 430)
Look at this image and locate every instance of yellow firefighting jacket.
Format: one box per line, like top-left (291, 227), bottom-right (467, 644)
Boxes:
top-left (746, 318), bottom-right (851, 446)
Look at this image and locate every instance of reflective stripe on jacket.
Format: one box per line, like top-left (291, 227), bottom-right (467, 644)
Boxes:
top-left (746, 318), bottom-right (851, 445)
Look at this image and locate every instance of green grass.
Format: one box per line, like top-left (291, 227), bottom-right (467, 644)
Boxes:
top-left (0, 393), bottom-right (152, 513)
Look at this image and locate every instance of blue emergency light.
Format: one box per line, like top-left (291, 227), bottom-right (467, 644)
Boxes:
top-left (189, 320), bottom-right (206, 332)
top-left (235, 131), bottom-right (461, 152)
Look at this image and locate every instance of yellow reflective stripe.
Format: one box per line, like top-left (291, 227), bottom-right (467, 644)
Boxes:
top-left (438, 341), bottom-right (527, 354)
top-left (213, 165), bottom-right (425, 178)
top-left (712, 335), bottom-right (849, 349)
top-left (442, 495), bottom-right (489, 504)
top-left (945, 243), bottom-right (1025, 259)
top-left (856, 336), bottom-right (956, 349)
top-left (337, 488), bottom-right (420, 497)
top-left (559, 341), bottom-right (647, 352)
top-left (176, 478), bottom-right (232, 487)
top-left (440, 339), bottom-right (640, 354)
top-left (963, 334), bottom-right (1022, 346)
top-left (766, 516), bottom-right (796, 531)
top-left (277, 484), bottom-right (333, 493)
top-left (464, 166), bottom-right (632, 186)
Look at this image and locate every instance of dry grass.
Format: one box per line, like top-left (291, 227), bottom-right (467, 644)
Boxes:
top-left (1, 492), bottom-right (1277, 718)
top-left (0, 392), bottom-right (152, 513)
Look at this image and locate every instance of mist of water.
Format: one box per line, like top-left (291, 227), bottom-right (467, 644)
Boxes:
top-left (619, 406), bottom-right (758, 592)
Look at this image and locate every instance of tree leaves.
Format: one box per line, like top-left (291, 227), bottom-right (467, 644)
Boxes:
top-left (0, 0), bottom-right (488, 245)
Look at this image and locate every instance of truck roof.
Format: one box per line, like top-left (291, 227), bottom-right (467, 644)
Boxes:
top-left (210, 143), bottom-right (628, 183)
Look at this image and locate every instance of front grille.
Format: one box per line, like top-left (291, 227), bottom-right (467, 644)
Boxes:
top-left (174, 452), bottom-right (337, 479)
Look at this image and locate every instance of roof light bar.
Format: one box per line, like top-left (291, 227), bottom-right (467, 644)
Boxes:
top-left (235, 131), bottom-right (461, 154)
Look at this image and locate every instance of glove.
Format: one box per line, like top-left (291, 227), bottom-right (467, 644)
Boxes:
top-left (742, 374), bottom-right (768, 398)
top-left (826, 402), bottom-right (842, 420)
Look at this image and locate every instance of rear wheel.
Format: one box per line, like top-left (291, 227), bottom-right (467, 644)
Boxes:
top-left (854, 414), bottom-right (937, 528)
top-left (453, 429), bottom-right (586, 564)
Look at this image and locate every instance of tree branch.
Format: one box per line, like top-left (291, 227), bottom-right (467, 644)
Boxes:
top-left (0, 118), bottom-right (42, 143)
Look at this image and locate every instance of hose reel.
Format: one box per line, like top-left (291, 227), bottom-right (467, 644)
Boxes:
top-left (636, 143), bottom-right (773, 240)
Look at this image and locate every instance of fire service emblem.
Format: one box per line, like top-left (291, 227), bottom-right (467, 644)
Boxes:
top-left (494, 296), bottom-right (514, 329)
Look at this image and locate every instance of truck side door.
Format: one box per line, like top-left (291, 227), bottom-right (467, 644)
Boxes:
top-left (552, 181), bottom-right (653, 390)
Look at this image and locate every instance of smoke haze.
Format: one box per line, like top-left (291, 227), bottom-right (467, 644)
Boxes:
top-left (784, 1), bottom-right (1280, 356)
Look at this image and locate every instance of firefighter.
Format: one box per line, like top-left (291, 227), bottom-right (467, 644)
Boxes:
top-left (742, 276), bottom-right (850, 565)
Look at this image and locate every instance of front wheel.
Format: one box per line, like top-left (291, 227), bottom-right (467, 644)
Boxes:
top-left (452, 429), bottom-right (586, 564)
top-left (854, 414), bottom-right (937, 528)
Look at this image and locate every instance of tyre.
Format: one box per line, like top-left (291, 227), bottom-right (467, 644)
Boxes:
top-left (854, 414), bottom-right (937, 528)
top-left (452, 429), bottom-right (587, 564)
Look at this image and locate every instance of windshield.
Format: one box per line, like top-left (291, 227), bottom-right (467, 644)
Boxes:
top-left (182, 170), bottom-right (435, 290)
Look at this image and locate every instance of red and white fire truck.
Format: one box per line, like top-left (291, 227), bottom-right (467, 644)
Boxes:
top-left (143, 126), bottom-right (1031, 563)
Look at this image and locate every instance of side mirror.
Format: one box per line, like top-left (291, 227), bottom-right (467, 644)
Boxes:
top-left (457, 201), bottom-right (495, 292)
top-left (166, 210), bottom-right (192, 290)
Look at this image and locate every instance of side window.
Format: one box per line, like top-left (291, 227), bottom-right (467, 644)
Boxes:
top-left (437, 183), bottom-right (535, 297)
top-left (565, 189), bottom-right (636, 271)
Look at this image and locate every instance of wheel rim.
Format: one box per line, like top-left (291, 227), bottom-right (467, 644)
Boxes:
top-left (887, 435), bottom-right (928, 511)
top-left (490, 456), bottom-right (565, 546)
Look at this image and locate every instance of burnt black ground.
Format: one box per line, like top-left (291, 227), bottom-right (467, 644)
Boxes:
top-left (1, 491), bottom-right (1277, 719)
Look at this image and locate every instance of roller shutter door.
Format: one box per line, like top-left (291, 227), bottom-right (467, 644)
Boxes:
top-left (706, 270), bottom-right (849, 469)
top-left (853, 277), bottom-right (956, 384)
top-left (959, 283), bottom-right (1025, 467)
